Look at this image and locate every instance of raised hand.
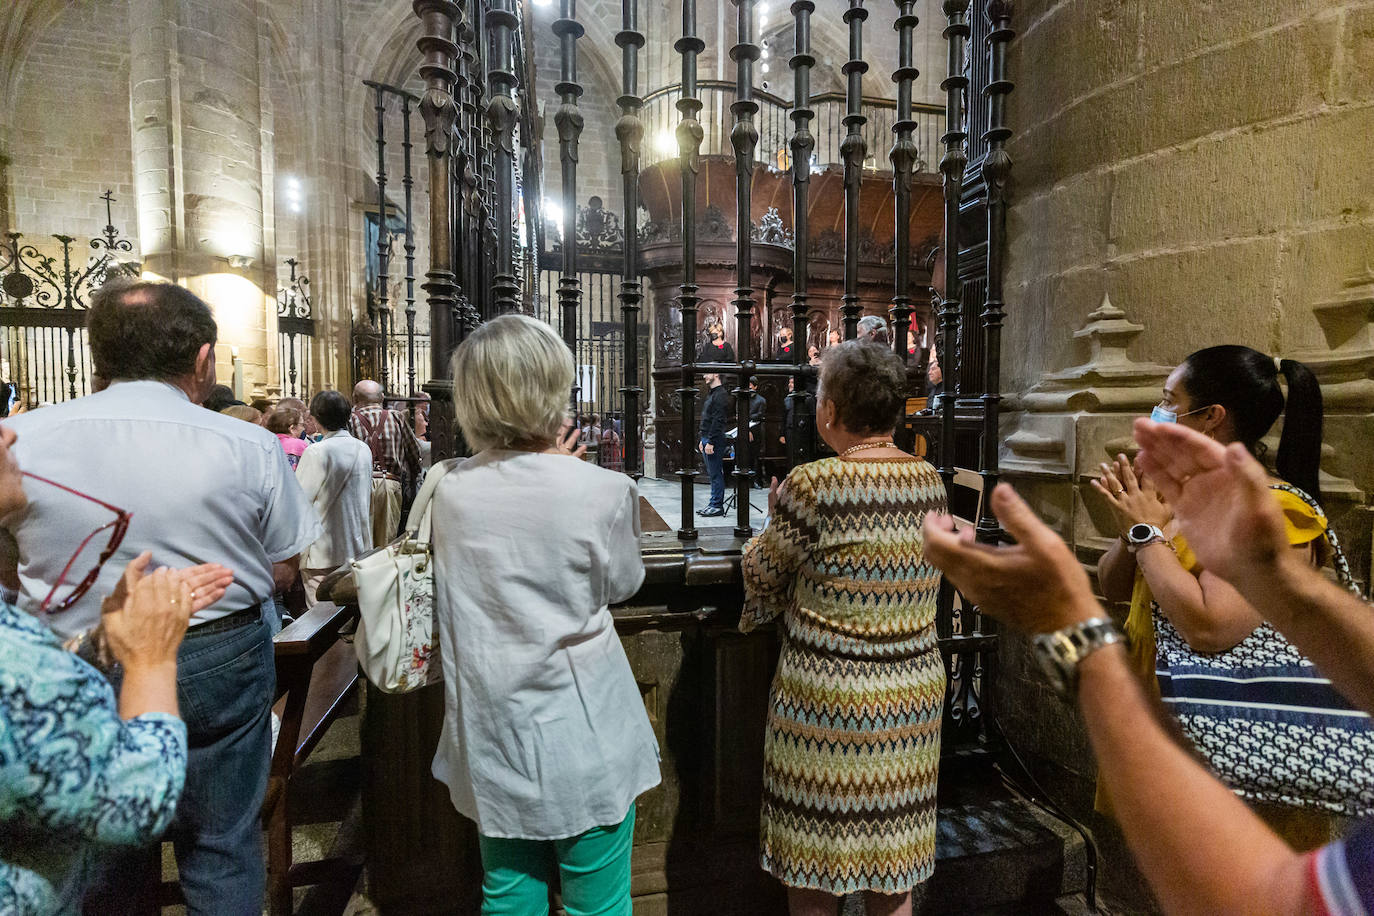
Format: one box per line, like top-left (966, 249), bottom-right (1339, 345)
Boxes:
top-left (1091, 452), bottom-right (1171, 537)
top-left (102, 566), bottom-right (193, 673)
top-left (177, 563), bottom-right (234, 615)
top-left (923, 483), bottom-right (1102, 635)
top-left (554, 423), bottom-right (588, 459)
top-left (1132, 419), bottom-right (1289, 584)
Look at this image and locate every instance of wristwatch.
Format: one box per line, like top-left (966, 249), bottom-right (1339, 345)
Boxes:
top-left (1125, 523), bottom-right (1167, 553)
top-left (1032, 617), bottom-right (1125, 696)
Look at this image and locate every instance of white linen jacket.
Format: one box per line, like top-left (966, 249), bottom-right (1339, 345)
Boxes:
top-left (429, 449), bottom-right (659, 839)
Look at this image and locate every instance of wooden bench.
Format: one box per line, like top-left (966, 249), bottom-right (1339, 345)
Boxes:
top-left (148, 601), bottom-right (363, 914)
top-left (264, 601), bottom-right (363, 916)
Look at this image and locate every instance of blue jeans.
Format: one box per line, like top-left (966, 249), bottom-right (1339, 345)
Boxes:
top-left (85, 601), bottom-right (275, 915)
top-left (701, 439), bottom-right (725, 509)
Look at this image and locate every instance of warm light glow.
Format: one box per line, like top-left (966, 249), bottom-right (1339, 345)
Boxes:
top-left (543, 197), bottom-right (563, 229)
top-left (656, 129), bottom-right (677, 155)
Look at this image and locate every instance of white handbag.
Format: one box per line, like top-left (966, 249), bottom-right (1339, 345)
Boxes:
top-left (350, 458), bottom-right (462, 693)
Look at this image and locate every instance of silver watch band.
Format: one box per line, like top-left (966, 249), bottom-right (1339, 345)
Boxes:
top-left (1032, 617), bottom-right (1125, 696)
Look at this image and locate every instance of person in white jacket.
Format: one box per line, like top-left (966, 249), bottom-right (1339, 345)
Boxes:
top-left (295, 390), bottom-right (373, 605)
top-left (430, 314), bottom-right (659, 916)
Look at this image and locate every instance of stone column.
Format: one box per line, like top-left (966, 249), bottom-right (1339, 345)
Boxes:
top-left (129, 0), bottom-right (274, 395)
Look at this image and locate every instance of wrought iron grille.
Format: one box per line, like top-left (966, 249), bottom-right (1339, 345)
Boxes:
top-left (276, 258), bottom-right (315, 399)
top-left (0, 191), bottom-right (137, 405)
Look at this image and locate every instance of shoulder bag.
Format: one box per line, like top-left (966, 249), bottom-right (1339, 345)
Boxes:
top-left (349, 457), bottom-right (462, 693)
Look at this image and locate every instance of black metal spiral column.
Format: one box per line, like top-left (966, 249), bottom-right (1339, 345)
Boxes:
top-left (616, 0), bottom-right (645, 479)
top-left (934, 0), bottom-right (969, 648)
top-left (456, 0), bottom-right (482, 332)
top-left (786, 0), bottom-right (817, 467)
top-left (371, 82), bottom-right (393, 390)
top-left (839, 0), bottom-right (868, 340)
top-left (937, 0), bottom-right (969, 492)
top-left (402, 95), bottom-right (419, 395)
top-left (554, 0), bottom-right (586, 408)
top-left (975, 0), bottom-right (1013, 542)
top-left (487, 0), bottom-right (520, 314)
top-left (889, 0), bottom-right (919, 362)
top-left (414, 0), bottom-right (460, 459)
top-left (675, 0), bottom-right (705, 540)
top-left (730, 0), bottom-right (759, 535)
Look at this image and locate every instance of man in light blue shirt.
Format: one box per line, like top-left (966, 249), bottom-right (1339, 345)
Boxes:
top-left (0, 280), bottom-right (321, 913)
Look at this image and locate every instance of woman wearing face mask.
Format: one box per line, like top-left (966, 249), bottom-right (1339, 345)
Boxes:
top-left (1097, 345), bottom-right (1328, 661)
top-left (1094, 345), bottom-right (1344, 842)
top-left (696, 320), bottom-right (736, 365)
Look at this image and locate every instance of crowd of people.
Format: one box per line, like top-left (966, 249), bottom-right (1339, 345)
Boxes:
top-left (1, 278), bottom-right (1371, 916)
top-left (0, 280), bottom-right (435, 913)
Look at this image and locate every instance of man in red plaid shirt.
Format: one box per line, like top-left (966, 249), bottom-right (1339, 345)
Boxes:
top-left (349, 379), bottom-right (422, 546)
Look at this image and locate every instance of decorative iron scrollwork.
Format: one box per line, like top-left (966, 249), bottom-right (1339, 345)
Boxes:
top-left (0, 191), bottom-right (137, 311)
top-left (574, 199), bottom-right (624, 251)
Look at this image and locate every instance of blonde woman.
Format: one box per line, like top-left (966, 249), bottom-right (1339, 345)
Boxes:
top-left (429, 314), bottom-right (660, 916)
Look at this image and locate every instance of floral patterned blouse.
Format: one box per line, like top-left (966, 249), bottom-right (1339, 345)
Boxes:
top-left (0, 601), bottom-right (187, 914)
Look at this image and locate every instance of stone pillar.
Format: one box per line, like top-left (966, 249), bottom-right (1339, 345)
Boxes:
top-left (129, 0), bottom-right (275, 395)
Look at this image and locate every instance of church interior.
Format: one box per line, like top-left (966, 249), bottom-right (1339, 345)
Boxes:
top-left (2, 0), bottom-right (1372, 913)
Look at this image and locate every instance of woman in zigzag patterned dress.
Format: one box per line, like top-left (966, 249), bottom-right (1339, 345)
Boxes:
top-left (741, 340), bottom-right (948, 916)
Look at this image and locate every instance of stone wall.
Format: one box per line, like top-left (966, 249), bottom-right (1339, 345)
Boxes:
top-left (6, 0), bottom-right (137, 242)
top-left (995, 1), bottom-right (1374, 909)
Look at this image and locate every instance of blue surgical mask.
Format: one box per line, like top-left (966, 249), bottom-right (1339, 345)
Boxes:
top-left (1151, 404), bottom-right (1210, 424)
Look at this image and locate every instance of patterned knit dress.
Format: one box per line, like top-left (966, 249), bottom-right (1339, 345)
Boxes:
top-left (740, 455), bottom-right (948, 894)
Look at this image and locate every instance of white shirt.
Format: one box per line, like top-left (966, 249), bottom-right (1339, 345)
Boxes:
top-left (294, 429), bottom-right (373, 569)
top-left (1, 381), bottom-right (322, 638)
top-left (429, 449), bottom-right (659, 839)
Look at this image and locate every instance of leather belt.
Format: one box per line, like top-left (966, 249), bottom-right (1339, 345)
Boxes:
top-left (186, 603), bottom-right (263, 637)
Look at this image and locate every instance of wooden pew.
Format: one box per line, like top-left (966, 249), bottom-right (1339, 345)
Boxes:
top-left (149, 602), bottom-right (363, 914)
top-left (263, 601), bottom-right (363, 916)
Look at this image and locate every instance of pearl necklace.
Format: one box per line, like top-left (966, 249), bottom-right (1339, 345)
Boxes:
top-left (840, 440), bottom-right (897, 457)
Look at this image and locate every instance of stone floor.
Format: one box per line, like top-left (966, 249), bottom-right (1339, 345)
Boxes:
top-left (635, 475), bottom-right (770, 531)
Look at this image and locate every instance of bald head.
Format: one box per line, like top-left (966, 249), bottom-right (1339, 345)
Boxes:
top-left (353, 380), bottom-right (384, 407)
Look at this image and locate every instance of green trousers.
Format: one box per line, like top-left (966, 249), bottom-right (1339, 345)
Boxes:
top-left (477, 805), bottom-right (636, 916)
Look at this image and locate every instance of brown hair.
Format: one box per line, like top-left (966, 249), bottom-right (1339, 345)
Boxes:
top-left (264, 405), bottom-right (303, 435)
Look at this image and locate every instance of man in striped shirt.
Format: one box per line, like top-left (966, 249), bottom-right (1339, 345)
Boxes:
top-left (349, 380), bottom-right (422, 546)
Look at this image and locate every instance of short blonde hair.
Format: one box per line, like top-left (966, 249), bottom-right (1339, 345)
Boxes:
top-left (450, 314), bottom-right (573, 451)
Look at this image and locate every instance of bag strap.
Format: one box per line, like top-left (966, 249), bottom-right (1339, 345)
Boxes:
top-left (1268, 482), bottom-right (1366, 598)
top-left (405, 457), bottom-right (465, 542)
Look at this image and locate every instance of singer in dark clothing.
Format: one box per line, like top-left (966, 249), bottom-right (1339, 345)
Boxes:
top-left (697, 321), bottom-right (736, 365)
top-left (747, 376), bottom-right (767, 488)
top-left (698, 373), bottom-right (729, 517)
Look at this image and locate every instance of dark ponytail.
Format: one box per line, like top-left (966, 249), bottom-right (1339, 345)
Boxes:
top-left (1276, 358), bottom-right (1324, 505)
top-left (1179, 345), bottom-right (1324, 504)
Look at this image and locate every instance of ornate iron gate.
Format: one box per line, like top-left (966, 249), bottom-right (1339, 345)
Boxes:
top-left (534, 200), bottom-right (650, 442)
top-left (276, 258), bottom-right (314, 398)
top-left (0, 191), bottom-right (136, 406)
